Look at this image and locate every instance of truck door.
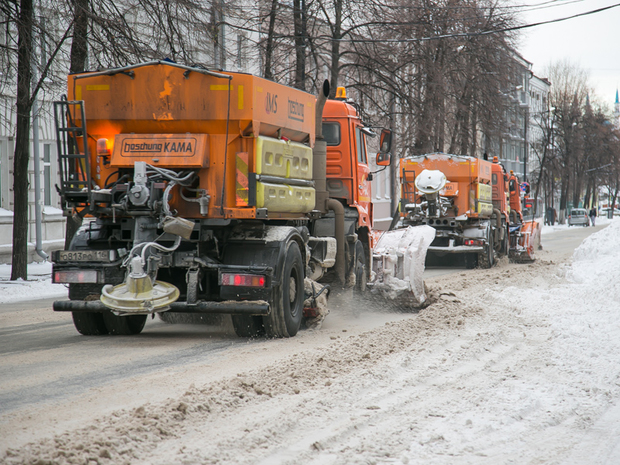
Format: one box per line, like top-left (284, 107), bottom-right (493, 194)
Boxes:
top-left (355, 125), bottom-right (371, 227)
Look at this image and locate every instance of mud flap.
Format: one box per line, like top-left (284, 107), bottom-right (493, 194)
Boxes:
top-left (368, 225), bottom-right (436, 308)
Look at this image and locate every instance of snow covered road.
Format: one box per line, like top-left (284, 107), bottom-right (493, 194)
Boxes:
top-left (2, 220), bottom-right (620, 464)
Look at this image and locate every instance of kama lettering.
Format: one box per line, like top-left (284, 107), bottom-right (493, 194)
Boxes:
top-left (163, 142), bottom-right (193, 153)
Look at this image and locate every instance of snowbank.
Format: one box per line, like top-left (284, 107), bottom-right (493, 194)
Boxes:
top-left (0, 262), bottom-right (67, 304)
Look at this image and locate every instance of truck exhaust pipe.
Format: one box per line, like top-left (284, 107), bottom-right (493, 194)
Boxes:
top-left (313, 79), bottom-right (344, 285)
top-left (326, 198), bottom-right (346, 285)
top-left (314, 79), bottom-right (330, 214)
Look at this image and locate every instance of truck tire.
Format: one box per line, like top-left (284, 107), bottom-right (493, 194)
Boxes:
top-left (264, 241), bottom-right (304, 338)
top-left (102, 312), bottom-right (147, 335)
top-left (69, 284), bottom-right (108, 336)
top-left (354, 240), bottom-right (367, 292)
top-left (232, 315), bottom-right (265, 338)
top-left (480, 228), bottom-right (495, 268)
top-left (480, 245), bottom-right (494, 268)
top-left (72, 312), bottom-right (108, 336)
top-left (500, 234), bottom-right (509, 258)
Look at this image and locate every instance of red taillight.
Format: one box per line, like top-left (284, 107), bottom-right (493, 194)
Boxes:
top-left (53, 270), bottom-right (99, 284)
top-left (221, 273), bottom-right (266, 288)
top-left (464, 239), bottom-right (474, 246)
top-left (464, 239), bottom-right (483, 247)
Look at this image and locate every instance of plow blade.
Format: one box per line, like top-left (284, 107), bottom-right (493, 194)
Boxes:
top-left (369, 225), bottom-right (436, 308)
top-left (509, 219), bottom-right (542, 263)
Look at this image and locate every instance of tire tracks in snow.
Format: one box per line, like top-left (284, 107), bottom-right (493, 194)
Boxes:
top-left (5, 254), bottom-right (620, 464)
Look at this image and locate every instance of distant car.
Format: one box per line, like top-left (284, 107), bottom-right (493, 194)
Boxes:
top-left (568, 208), bottom-right (590, 227)
top-left (600, 207), bottom-right (620, 217)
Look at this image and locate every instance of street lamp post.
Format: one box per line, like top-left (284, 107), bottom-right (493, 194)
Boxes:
top-left (523, 105), bottom-right (528, 183)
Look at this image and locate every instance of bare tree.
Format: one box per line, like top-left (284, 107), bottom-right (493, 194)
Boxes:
top-left (545, 59), bottom-right (590, 220)
top-left (7, 0), bottom-right (74, 280)
top-left (11, 0), bottom-right (34, 280)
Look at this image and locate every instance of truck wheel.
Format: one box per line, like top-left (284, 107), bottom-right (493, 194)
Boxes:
top-left (72, 312), bottom-right (108, 336)
top-left (480, 246), bottom-right (494, 268)
top-left (69, 284), bottom-right (108, 335)
top-left (480, 229), bottom-right (495, 268)
top-left (232, 315), bottom-right (265, 338)
top-left (102, 312), bottom-right (147, 335)
top-left (354, 240), bottom-right (367, 292)
top-left (264, 241), bottom-right (304, 338)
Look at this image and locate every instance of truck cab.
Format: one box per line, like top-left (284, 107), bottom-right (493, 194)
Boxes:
top-left (322, 96), bottom-right (373, 230)
top-left (315, 89), bottom-right (378, 287)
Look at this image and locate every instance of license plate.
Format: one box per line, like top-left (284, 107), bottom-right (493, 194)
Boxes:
top-left (57, 250), bottom-right (114, 262)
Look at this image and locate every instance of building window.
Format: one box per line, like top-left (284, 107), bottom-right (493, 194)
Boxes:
top-left (44, 143), bottom-right (51, 205)
top-left (237, 34), bottom-right (246, 72)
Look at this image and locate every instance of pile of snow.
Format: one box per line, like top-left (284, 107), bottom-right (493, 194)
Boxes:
top-left (0, 262), bottom-right (67, 304)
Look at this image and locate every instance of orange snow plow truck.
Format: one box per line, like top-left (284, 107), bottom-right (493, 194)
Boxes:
top-left (397, 153), bottom-right (541, 268)
top-left (51, 61), bottom-right (393, 338)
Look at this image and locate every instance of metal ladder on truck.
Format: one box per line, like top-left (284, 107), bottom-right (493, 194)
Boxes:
top-left (388, 168), bottom-right (417, 231)
top-left (53, 98), bottom-right (92, 211)
top-left (400, 168), bottom-right (417, 208)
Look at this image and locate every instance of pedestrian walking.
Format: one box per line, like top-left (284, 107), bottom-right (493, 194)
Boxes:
top-left (589, 207), bottom-right (597, 227)
top-left (546, 206), bottom-right (555, 225)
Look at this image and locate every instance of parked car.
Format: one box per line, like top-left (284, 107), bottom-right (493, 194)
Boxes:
top-left (568, 208), bottom-right (590, 227)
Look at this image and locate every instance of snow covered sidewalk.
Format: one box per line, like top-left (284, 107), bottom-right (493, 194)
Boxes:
top-left (0, 262), bottom-right (67, 304)
top-left (4, 220), bottom-right (620, 464)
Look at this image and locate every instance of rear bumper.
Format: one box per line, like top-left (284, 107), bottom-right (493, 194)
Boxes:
top-left (53, 299), bottom-right (270, 315)
top-left (428, 245), bottom-right (485, 254)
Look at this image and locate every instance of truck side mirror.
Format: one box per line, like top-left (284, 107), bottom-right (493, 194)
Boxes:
top-left (376, 151), bottom-right (391, 166)
top-left (379, 129), bottom-right (392, 153)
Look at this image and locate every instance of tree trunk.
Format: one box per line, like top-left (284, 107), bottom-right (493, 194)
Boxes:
top-left (292, 0), bottom-right (306, 91)
top-left (328, 0), bottom-right (342, 97)
top-left (263, 0), bottom-right (278, 80)
top-left (11, 0), bottom-right (34, 281)
top-left (559, 172), bottom-right (569, 223)
top-left (70, 0), bottom-right (89, 74)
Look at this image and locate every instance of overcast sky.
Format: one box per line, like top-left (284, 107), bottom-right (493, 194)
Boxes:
top-left (517, 0), bottom-right (620, 110)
